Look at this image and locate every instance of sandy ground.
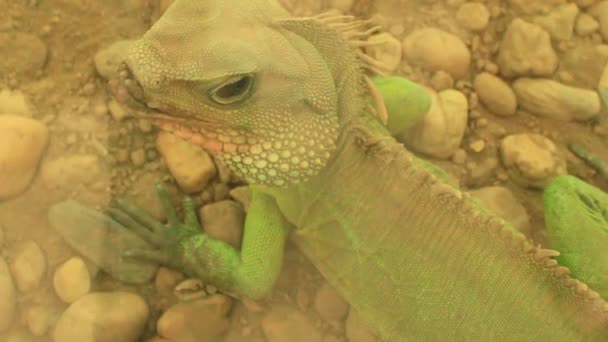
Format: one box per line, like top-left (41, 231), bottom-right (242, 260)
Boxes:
top-left (0, 0), bottom-right (608, 341)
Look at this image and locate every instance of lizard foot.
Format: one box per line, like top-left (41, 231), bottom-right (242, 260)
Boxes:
top-left (107, 182), bottom-right (201, 270)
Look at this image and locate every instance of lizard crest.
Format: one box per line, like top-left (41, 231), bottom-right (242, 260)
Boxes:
top-left (112, 0), bottom-right (381, 187)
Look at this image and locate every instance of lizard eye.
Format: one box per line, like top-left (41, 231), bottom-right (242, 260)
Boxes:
top-left (209, 74), bottom-right (255, 105)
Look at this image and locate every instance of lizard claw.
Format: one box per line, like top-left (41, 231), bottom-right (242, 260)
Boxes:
top-left (109, 181), bottom-right (203, 269)
top-left (123, 248), bottom-right (171, 265)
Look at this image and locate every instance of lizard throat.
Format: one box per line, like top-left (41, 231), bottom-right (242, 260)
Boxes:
top-left (156, 119), bottom-right (339, 188)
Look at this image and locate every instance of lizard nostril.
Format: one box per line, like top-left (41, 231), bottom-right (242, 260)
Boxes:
top-left (119, 62), bottom-right (147, 104)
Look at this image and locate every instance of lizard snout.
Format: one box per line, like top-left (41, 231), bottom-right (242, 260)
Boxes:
top-left (108, 63), bottom-right (151, 112)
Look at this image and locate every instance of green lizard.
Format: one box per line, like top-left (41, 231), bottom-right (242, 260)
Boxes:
top-left (49, 0), bottom-right (608, 340)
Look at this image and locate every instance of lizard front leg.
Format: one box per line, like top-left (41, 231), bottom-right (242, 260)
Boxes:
top-left (110, 183), bottom-right (291, 299)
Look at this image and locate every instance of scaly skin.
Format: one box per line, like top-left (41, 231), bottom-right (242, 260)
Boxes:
top-left (50, 0), bottom-right (608, 340)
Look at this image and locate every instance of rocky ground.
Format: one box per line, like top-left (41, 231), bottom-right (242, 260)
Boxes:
top-left (1, 0), bottom-right (608, 341)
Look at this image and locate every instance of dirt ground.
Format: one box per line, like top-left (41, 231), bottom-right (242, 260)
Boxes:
top-left (1, 0), bottom-right (608, 341)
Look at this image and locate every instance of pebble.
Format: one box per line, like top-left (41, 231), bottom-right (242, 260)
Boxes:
top-left (589, 1), bottom-right (608, 41)
top-left (156, 131), bottom-right (218, 194)
top-left (157, 295), bottom-right (232, 342)
top-left (558, 44), bottom-right (608, 88)
top-left (451, 149), bottom-right (468, 165)
top-left (262, 306), bottom-right (323, 342)
top-left (200, 200), bottom-right (245, 249)
top-left (0, 32), bottom-right (47, 76)
top-left (0, 90), bottom-right (33, 117)
top-left (0, 115), bottom-right (49, 200)
top-left (512, 78), bottom-right (601, 121)
top-left (314, 282), bottom-right (349, 324)
top-left (469, 186), bottom-right (532, 235)
top-left (429, 70), bottom-right (455, 91)
top-left (456, 2), bottom-right (490, 31)
top-left (25, 305), bottom-right (53, 337)
top-left (9, 240), bottom-right (46, 292)
top-left (532, 3), bottom-right (579, 41)
top-left (365, 33), bottom-right (402, 74)
top-left (48, 200), bottom-right (158, 284)
top-left (54, 292), bottom-right (149, 342)
top-left (0, 257), bottom-right (16, 332)
top-left (473, 73), bottom-right (517, 116)
top-left (94, 40), bottom-right (135, 80)
top-left (130, 148), bottom-right (147, 167)
top-left (510, 0), bottom-right (568, 15)
top-left (500, 134), bottom-right (567, 189)
top-left (345, 309), bottom-right (379, 342)
top-left (108, 99), bottom-right (131, 121)
top-left (53, 257), bottom-right (91, 303)
top-left (576, 13), bottom-right (600, 35)
top-left (401, 89), bottom-right (468, 159)
top-left (229, 186), bottom-right (251, 211)
top-left (497, 19), bottom-right (558, 78)
top-left (155, 267), bottom-right (185, 294)
top-left (402, 28), bottom-right (471, 79)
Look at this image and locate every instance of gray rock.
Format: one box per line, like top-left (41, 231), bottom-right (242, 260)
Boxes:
top-left (9, 240), bottom-right (46, 292)
top-left (53, 292), bottom-right (149, 342)
top-left (48, 201), bottom-right (158, 284)
top-left (200, 200), bottom-right (245, 248)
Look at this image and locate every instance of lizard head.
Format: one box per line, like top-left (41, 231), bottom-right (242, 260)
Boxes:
top-left (112, 0), bottom-right (374, 188)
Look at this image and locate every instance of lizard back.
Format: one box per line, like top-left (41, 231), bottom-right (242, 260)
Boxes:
top-left (268, 118), bottom-right (608, 341)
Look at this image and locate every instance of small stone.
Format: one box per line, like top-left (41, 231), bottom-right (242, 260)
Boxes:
top-left (402, 28), bottom-right (471, 79)
top-left (54, 292), bottom-right (149, 342)
top-left (314, 282), bottom-right (350, 324)
top-left (157, 295), bottom-right (232, 342)
top-left (500, 134), bottom-right (567, 189)
top-left (0, 257), bottom-right (16, 332)
top-left (200, 200), bottom-right (245, 248)
top-left (25, 305), bottom-right (53, 337)
top-left (130, 148), bottom-right (147, 167)
top-left (82, 83), bottom-right (96, 96)
top-left (229, 186), bottom-right (251, 211)
top-left (401, 89), bottom-right (468, 159)
top-left (576, 13), bottom-right (600, 35)
top-left (429, 70), bottom-right (455, 91)
top-left (365, 33), bottom-right (402, 74)
top-left (512, 78), bottom-right (601, 121)
top-left (589, 1), bottom-right (608, 41)
top-left (9, 240), bottom-right (46, 292)
top-left (473, 73), bottom-right (517, 116)
top-left (559, 44), bottom-right (608, 88)
top-left (497, 19), bottom-right (558, 78)
top-left (451, 149), bottom-right (467, 164)
top-left (108, 99), bottom-right (131, 121)
top-left (532, 3), bottom-right (579, 41)
top-left (469, 140), bottom-right (486, 153)
top-left (138, 119), bottom-right (154, 133)
top-left (456, 2), bottom-right (490, 31)
top-left (53, 257), bottom-right (91, 303)
top-left (0, 115), bottom-right (49, 200)
top-left (155, 267), bottom-right (185, 294)
top-left (156, 132), bottom-right (217, 194)
top-left (262, 306), bottom-right (323, 342)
